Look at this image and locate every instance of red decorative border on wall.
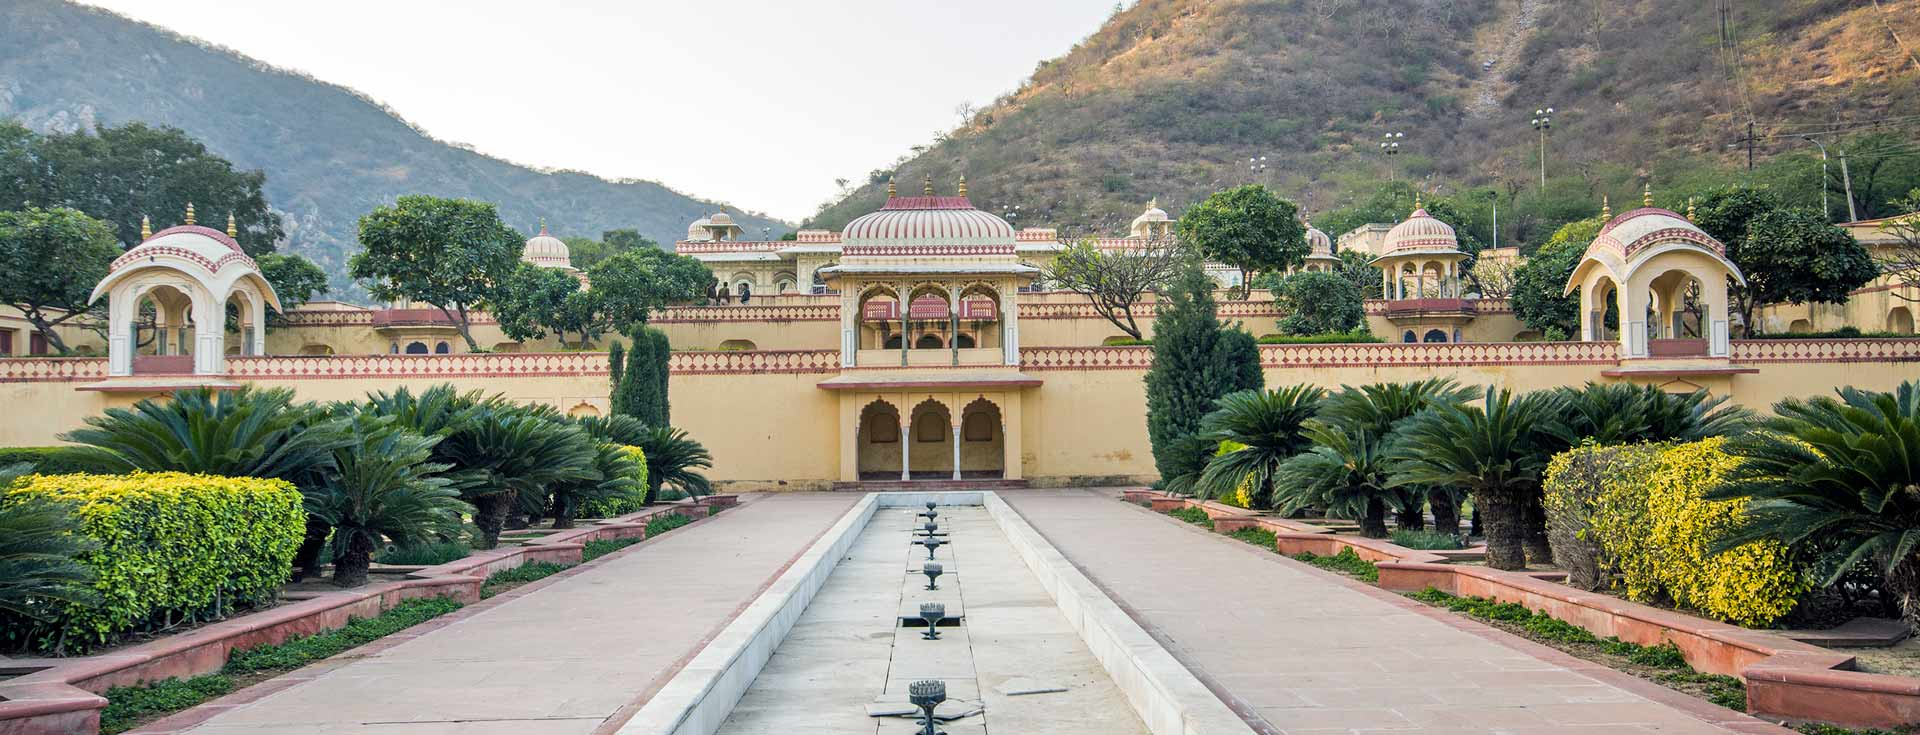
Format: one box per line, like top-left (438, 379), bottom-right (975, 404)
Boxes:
top-left (1019, 342), bottom-right (1624, 370)
top-left (673, 241), bottom-right (788, 254)
top-left (650, 305), bottom-right (841, 323)
top-left (1730, 338), bottom-right (1920, 363)
top-left (0, 358), bottom-right (108, 382)
top-left (840, 244), bottom-right (1017, 256)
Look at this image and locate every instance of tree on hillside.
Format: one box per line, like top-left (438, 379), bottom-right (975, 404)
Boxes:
top-left (351, 195), bottom-right (521, 351)
top-left (1271, 270), bottom-right (1364, 336)
top-left (0, 207), bottom-right (118, 353)
top-left (1145, 263), bottom-right (1264, 492)
top-left (1732, 208), bottom-right (1878, 333)
top-left (1042, 236), bottom-right (1187, 340)
top-left (256, 253), bottom-right (330, 313)
top-left (0, 121), bottom-right (282, 254)
top-left (1510, 217), bottom-right (1604, 338)
top-left (1177, 185), bottom-right (1307, 297)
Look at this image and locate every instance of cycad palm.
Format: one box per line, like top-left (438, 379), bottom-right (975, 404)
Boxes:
top-left (438, 406), bottom-right (598, 547)
top-left (304, 416), bottom-right (469, 587)
top-left (1708, 380), bottom-right (1920, 625)
top-left (0, 463), bottom-right (98, 619)
top-left (1552, 382), bottom-right (1750, 446)
top-left (1192, 385), bottom-right (1326, 508)
top-left (1314, 379), bottom-right (1475, 533)
top-left (550, 441), bottom-right (643, 528)
top-left (637, 426), bottom-right (713, 500)
top-left (1388, 387), bottom-right (1564, 570)
top-left (1275, 424), bottom-right (1396, 536)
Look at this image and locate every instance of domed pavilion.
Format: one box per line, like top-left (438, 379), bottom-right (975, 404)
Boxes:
top-left (89, 206), bottom-right (280, 380)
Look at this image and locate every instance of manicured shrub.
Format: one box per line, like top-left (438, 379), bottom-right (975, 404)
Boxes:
top-left (4, 473), bottom-right (304, 652)
top-left (1544, 443), bottom-right (1664, 591)
top-left (0, 446), bottom-right (115, 474)
top-left (578, 445), bottom-right (649, 518)
top-left (1254, 330), bottom-right (1383, 344)
top-left (1193, 386), bottom-right (1325, 508)
top-left (1572, 439), bottom-right (1810, 627)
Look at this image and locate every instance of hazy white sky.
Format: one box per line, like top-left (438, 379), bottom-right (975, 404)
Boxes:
top-left (76, 0), bottom-right (1120, 222)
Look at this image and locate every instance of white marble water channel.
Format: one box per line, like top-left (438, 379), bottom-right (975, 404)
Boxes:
top-left (712, 505), bottom-right (1149, 734)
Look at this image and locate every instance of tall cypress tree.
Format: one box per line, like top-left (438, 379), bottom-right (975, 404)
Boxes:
top-left (646, 326), bottom-right (672, 428)
top-left (613, 333), bottom-right (653, 421)
top-left (607, 339), bottom-right (625, 396)
top-left (1145, 263), bottom-right (1263, 491)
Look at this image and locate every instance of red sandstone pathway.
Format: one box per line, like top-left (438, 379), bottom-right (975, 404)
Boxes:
top-left (1002, 488), bottom-right (1791, 735)
top-left (154, 493), bottom-right (859, 735)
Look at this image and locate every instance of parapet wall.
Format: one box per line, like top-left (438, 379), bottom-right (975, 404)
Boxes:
top-left (3, 339), bottom-right (1917, 486)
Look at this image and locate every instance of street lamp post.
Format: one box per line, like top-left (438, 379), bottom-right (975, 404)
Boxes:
top-left (1379, 132), bottom-right (1404, 180)
top-left (1530, 107), bottom-right (1554, 190)
top-left (1247, 155), bottom-right (1269, 184)
top-left (1802, 135), bottom-right (1831, 222)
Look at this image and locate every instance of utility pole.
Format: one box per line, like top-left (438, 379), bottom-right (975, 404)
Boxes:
top-left (1744, 121), bottom-right (1757, 172)
top-left (1837, 147), bottom-right (1860, 222)
top-left (1380, 132), bottom-right (1404, 180)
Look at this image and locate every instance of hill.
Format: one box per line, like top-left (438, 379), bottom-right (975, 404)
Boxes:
top-left (0, 0), bottom-right (787, 299)
top-left (806, 0), bottom-right (1920, 243)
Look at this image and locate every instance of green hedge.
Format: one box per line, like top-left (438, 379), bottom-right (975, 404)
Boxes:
top-left (3, 472), bottom-right (305, 653)
top-left (1255, 330), bottom-right (1384, 344)
top-left (1750, 327), bottom-right (1912, 340)
top-left (0, 446), bottom-right (117, 474)
top-left (579, 445), bottom-right (648, 518)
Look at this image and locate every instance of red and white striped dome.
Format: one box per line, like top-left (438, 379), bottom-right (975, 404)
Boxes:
top-left (1384, 208), bottom-right (1460, 254)
top-left (842, 196), bottom-right (1015, 249)
top-left (1305, 223), bottom-right (1334, 258)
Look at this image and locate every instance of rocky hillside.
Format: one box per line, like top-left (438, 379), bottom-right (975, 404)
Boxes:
top-left (807, 0), bottom-right (1920, 236)
top-left (0, 0), bottom-right (787, 298)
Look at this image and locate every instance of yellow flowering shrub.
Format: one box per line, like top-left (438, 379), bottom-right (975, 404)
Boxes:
top-left (4, 472), bottom-right (304, 651)
top-left (1563, 438), bottom-right (1810, 627)
top-left (1544, 443), bottom-right (1662, 591)
top-left (583, 446), bottom-right (650, 517)
top-left (1214, 440), bottom-right (1254, 508)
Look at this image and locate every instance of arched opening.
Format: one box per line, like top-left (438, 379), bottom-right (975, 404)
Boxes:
top-left (1585, 276), bottom-right (1621, 342)
top-left (915, 333), bottom-right (944, 349)
top-left (1642, 268), bottom-right (1713, 357)
top-left (1401, 330), bottom-right (1417, 343)
top-left (904, 284), bottom-right (952, 352)
top-left (1422, 329), bottom-right (1449, 343)
top-left (908, 399), bottom-right (954, 479)
top-left (719, 339), bottom-right (757, 351)
top-left (857, 285), bottom-right (901, 350)
top-left (1421, 262), bottom-right (1444, 298)
top-left (773, 272), bottom-right (796, 294)
top-left (959, 398), bottom-right (1005, 478)
top-left (1890, 307), bottom-right (1916, 335)
top-left (132, 284), bottom-right (196, 374)
top-left (956, 282), bottom-right (1002, 353)
top-left (1397, 263), bottom-right (1417, 300)
top-left (1787, 319), bottom-right (1813, 334)
top-left (434, 342), bottom-right (451, 354)
top-left (856, 400), bottom-right (902, 480)
top-left (298, 344), bottom-right (335, 356)
top-left (882, 334), bottom-right (904, 349)
top-left (405, 342), bottom-right (429, 354)
top-left (954, 334), bottom-right (976, 348)
top-left (567, 403), bottom-right (601, 418)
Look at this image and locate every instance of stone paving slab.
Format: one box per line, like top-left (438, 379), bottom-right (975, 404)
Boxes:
top-left (1001, 488), bottom-right (1791, 735)
top-left (169, 493), bottom-right (859, 735)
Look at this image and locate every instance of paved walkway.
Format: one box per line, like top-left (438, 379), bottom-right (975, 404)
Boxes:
top-left (165, 493), bottom-right (859, 735)
top-left (1002, 488), bottom-right (1780, 735)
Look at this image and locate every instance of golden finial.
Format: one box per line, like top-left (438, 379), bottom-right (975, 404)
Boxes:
top-left (184, 202), bottom-right (196, 226)
top-left (886, 177), bottom-right (897, 198)
top-left (1148, 196), bottom-right (1158, 209)
top-left (923, 174), bottom-right (935, 196)
top-left (140, 215), bottom-right (152, 240)
top-left (1687, 197), bottom-right (1697, 222)
top-left (1642, 183), bottom-right (1654, 208)
top-left (226, 213), bottom-right (238, 238)
top-left (1412, 193), bottom-right (1423, 214)
top-left (1602, 195), bottom-right (1612, 220)
top-left (539, 217), bottom-right (548, 235)
top-left (957, 175), bottom-right (967, 198)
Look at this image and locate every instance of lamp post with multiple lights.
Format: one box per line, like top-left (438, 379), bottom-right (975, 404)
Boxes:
top-left (1530, 107), bottom-right (1554, 190)
top-left (1379, 132), bottom-right (1404, 180)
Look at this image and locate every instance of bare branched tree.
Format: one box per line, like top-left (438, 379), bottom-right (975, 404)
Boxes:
top-left (1468, 256), bottom-right (1519, 299)
top-left (1042, 235), bottom-right (1189, 340)
top-left (1876, 192), bottom-right (1920, 302)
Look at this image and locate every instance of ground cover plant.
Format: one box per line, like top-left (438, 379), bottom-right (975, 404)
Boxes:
top-left (1290, 548), bottom-right (1379, 582)
top-left (1164, 505), bottom-right (1213, 529)
top-left (1409, 588), bottom-right (1747, 711)
top-left (479, 561), bottom-right (569, 599)
top-left (1227, 526), bottom-right (1277, 548)
top-left (373, 541), bottom-right (472, 566)
top-left (98, 597), bottom-right (461, 734)
top-left (581, 536), bottom-right (643, 562)
top-left (644, 512), bottom-right (693, 536)
top-left (1389, 529), bottom-right (1465, 550)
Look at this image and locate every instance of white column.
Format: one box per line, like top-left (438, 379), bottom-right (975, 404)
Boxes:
top-left (1001, 281), bottom-right (1020, 366)
top-left (108, 289), bottom-right (134, 376)
top-left (191, 294), bottom-right (222, 375)
top-left (840, 287), bottom-right (857, 367)
top-left (899, 415), bottom-right (911, 482)
top-left (951, 423), bottom-right (962, 481)
top-left (249, 297), bottom-right (267, 356)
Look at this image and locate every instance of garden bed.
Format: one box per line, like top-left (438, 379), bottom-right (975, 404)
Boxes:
top-left (0, 500), bottom-right (715, 734)
top-left (1133, 489), bottom-right (1920, 730)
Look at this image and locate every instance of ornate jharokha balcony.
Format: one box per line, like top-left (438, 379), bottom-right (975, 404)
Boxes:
top-left (369, 308), bottom-right (459, 328)
top-left (1383, 297), bottom-right (1478, 319)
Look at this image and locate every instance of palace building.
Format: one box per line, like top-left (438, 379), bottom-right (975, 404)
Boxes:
top-left (0, 181), bottom-right (1916, 489)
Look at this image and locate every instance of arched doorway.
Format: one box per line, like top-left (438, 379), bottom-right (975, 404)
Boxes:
top-left (959, 398), bottom-right (1004, 478)
top-left (856, 400), bottom-right (903, 480)
top-left (915, 334), bottom-right (944, 349)
top-left (857, 285), bottom-right (901, 351)
top-left (1890, 307), bottom-right (1916, 335)
top-left (908, 399), bottom-right (953, 479)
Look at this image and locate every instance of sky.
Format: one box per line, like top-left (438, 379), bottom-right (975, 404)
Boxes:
top-left (76, 0), bottom-right (1123, 223)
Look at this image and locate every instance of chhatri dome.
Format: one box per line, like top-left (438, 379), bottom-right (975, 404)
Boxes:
top-left (1305, 221), bottom-right (1333, 257)
top-left (1129, 198), bottom-right (1174, 238)
top-left (1382, 200), bottom-right (1462, 255)
top-left (841, 175), bottom-right (1015, 249)
top-left (686, 215), bottom-right (713, 242)
top-left (521, 220), bottom-right (573, 270)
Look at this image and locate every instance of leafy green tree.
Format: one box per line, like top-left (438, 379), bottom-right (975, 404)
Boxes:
top-left (351, 195), bottom-right (522, 351)
top-left (1271, 270), bottom-right (1364, 336)
top-left (0, 121), bottom-right (283, 254)
top-left (492, 263), bottom-right (583, 344)
top-left (256, 253), bottom-right (330, 313)
top-left (1334, 250), bottom-right (1381, 298)
top-left (0, 207), bottom-right (118, 353)
top-left (1732, 208), bottom-right (1877, 333)
top-left (1510, 217), bottom-right (1603, 337)
top-left (1388, 387), bottom-right (1565, 570)
top-left (1042, 237), bottom-right (1186, 340)
top-left (589, 249), bottom-right (712, 333)
top-left (607, 339), bottom-right (626, 394)
top-left (1177, 185), bottom-right (1307, 296)
top-left (1690, 185), bottom-right (1780, 247)
top-left (1193, 386), bottom-right (1325, 508)
top-left (0, 463), bottom-right (99, 619)
top-left (305, 414), bottom-right (468, 587)
top-left (1145, 263), bottom-right (1264, 492)
top-left (1710, 381), bottom-right (1920, 626)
